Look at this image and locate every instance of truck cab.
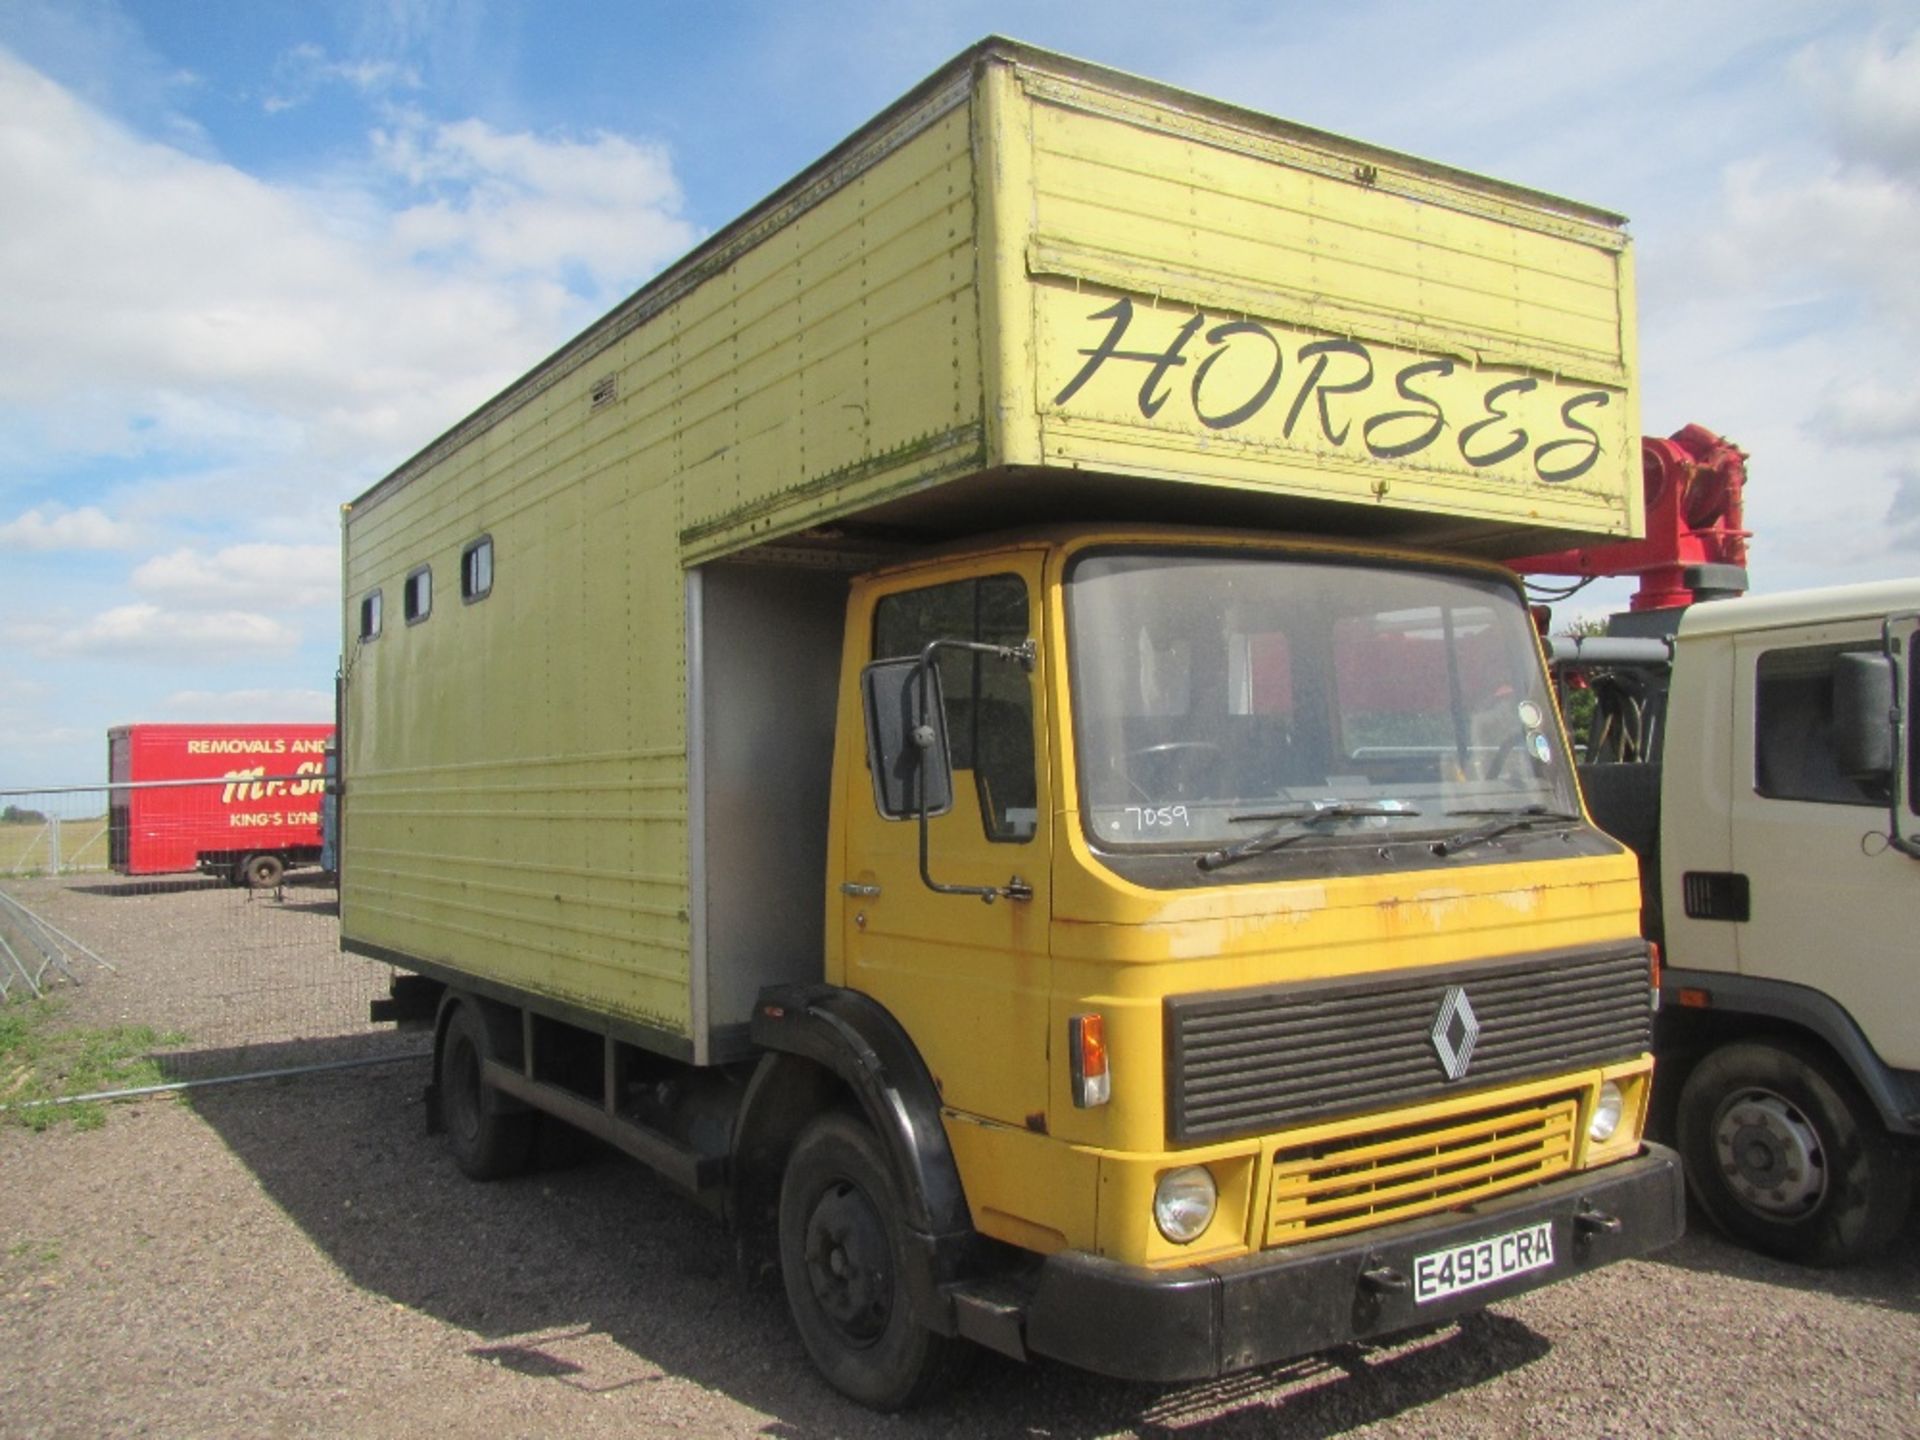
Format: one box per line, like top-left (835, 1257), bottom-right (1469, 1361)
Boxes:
top-left (1655, 582), bottom-right (1920, 1263)
top-left (757, 525), bottom-right (1681, 1395)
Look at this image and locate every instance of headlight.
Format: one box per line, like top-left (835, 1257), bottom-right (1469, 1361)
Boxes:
top-left (1153, 1166), bottom-right (1217, 1244)
top-left (1589, 1080), bottom-right (1624, 1143)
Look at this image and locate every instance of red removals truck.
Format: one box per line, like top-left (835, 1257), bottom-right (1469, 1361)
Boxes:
top-left (107, 723), bottom-right (334, 887)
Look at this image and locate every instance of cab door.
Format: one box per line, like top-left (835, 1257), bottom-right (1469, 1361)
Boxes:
top-left (1728, 622), bottom-right (1920, 1069)
top-left (837, 555), bottom-right (1052, 1128)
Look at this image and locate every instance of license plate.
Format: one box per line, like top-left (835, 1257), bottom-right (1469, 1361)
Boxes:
top-left (1412, 1221), bottom-right (1555, 1304)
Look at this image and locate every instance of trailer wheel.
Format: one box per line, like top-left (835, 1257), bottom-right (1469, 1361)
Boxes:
top-left (1677, 1039), bottom-right (1914, 1266)
top-left (440, 1003), bottom-right (536, 1181)
top-left (240, 853), bottom-right (285, 888)
top-left (778, 1112), bottom-right (969, 1409)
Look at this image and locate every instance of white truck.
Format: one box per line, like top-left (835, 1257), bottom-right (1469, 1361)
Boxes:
top-left (1523, 431), bottom-right (1918, 1264)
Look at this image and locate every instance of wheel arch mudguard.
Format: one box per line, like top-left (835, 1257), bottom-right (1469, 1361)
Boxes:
top-left (734, 984), bottom-right (979, 1316)
top-left (1659, 968), bottom-right (1920, 1136)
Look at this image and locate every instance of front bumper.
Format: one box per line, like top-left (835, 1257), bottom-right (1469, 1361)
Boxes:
top-left (970, 1144), bottom-right (1682, 1383)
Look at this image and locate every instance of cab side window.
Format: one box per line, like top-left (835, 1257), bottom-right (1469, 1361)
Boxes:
top-left (873, 574), bottom-right (1036, 842)
top-left (1754, 644), bottom-right (1887, 807)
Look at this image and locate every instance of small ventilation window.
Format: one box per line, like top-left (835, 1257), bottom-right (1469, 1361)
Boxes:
top-left (359, 589), bottom-right (383, 641)
top-left (1682, 871), bottom-right (1751, 923)
top-left (404, 566), bottom-right (432, 625)
top-left (462, 536), bottom-right (493, 602)
top-left (590, 374), bottom-right (619, 411)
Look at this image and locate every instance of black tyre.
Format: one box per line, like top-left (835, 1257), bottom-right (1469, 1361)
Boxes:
top-left (439, 1003), bottom-right (536, 1181)
top-left (778, 1112), bottom-right (971, 1410)
top-left (241, 853), bottom-right (285, 888)
top-left (1676, 1039), bottom-right (1914, 1266)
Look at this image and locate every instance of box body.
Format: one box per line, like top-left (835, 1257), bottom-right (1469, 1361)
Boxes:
top-left (339, 40), bottom-right (1641, 1060)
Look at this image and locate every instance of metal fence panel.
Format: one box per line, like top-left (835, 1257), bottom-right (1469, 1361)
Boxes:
top-left (2, 779), bottom-right (421, 1093)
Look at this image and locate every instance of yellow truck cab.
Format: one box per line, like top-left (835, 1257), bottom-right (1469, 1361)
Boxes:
top-left (339, 38), bottom-right (1683, 1408)
top-left (819, 526), bottom-right (1676, 1379)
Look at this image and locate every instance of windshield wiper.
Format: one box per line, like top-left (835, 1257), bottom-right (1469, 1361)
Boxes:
top-left (1433, 805), bottom-right (1583, 857)
top-left (1198, 799), bottom-right (1422, 873)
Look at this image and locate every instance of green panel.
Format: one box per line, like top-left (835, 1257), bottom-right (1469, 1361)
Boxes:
top-left (343, 459), bottom-right (692, 1036)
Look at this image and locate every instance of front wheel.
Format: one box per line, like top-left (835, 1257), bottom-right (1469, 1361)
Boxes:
top-left (1676, 1039), bottom-right (1914, 1266)
top-left (778, 1112), bottom-right (970, 1409)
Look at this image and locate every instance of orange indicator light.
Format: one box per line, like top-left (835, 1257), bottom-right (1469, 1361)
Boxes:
top-left (1070, 1013), bottom-right (1110, 1107)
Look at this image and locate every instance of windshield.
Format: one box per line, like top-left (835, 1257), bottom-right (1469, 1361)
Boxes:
top-left (1068, 550), bottom-right (1579, 853)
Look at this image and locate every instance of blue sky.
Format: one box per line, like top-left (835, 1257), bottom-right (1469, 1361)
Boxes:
top-left (2, 0), bottom-right (1917, 788)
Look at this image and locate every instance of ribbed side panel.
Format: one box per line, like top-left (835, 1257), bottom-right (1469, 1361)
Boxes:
top-left (1167, 946), bottom-right (1651, 1143)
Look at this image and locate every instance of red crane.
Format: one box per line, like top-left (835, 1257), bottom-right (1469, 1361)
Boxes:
top-left (1509, 424), bottom-right (1750, 611)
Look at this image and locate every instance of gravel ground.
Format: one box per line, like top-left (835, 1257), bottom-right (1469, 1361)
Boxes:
top-left (1, 1068), bottom-right (1915, 1440)
top-left (1, 878), bottom-right (1916, 1438)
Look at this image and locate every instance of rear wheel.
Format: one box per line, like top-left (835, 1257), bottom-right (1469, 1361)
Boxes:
top-left (778, 1112), bottom-right (970, 1409)
top-left (440, 1002), bottom-right (536, 1180)
top-left (1677, 1039), bottom-right (1913, 1266)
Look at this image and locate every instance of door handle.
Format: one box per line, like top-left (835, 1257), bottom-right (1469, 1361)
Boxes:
top-left (840, 882), bottom-right (881, 898)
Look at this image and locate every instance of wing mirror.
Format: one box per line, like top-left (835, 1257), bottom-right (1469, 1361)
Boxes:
top-left (859, 639), bottom-right (1035, 903)
top-left (859, 656), bottom-right (955, 819)
top-left (1833, 651), bottom-right (1894, 782)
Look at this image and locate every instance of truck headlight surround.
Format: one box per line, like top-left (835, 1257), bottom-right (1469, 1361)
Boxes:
top-left (1153, 1166), bottom-right (1217, 1244)
top-left (1589, 1080), bottom-right (1625, 1144)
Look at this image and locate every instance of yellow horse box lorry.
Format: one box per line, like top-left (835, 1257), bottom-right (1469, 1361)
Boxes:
top-left (339, 38), bottom-right (1681, 1408)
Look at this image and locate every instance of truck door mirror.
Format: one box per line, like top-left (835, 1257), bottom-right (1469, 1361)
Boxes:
top-left (861, 638), bottom-right (1036, 904)
top-left (1833, 651), bottom-right (1895, 782)
top-left (860, 657), bottom-right (954, 820)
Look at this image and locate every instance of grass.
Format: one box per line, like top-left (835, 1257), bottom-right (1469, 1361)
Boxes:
top-left (0, 998), bottom-right (188, 1130)
top-left (0, 817), bottom-right (111, 875)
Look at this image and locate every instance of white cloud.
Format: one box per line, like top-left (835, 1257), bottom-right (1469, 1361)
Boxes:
top-left (9, 602), bottom-right (298, 660)
top-left (0, 503), bottom-right (138, 550)
top-left (1706, 155), bottom-right (1920, 327)
top-left (264, 41), bottom-right (420, 113)
top-left (375, 112), bottom-right (689, 291)
top-left (132, 542), bottom-right (339, 610)
top-left (1818, 383), bottom-right (1920, 446)
top-left (1810, 28), bottom-right (1920, 178)
top-left (0, 45), bottom-right (699, 475)
top-left (160, 687), bottom-right (334, 722)
top-left (1884, 468), bottom-right (1920, 551)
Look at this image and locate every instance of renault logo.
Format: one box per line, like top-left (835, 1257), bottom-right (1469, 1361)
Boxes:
top-left (1431, 986), bottom-right (1480, 1081)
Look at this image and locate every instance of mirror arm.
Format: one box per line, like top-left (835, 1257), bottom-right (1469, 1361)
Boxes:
top-left (914, 638), bottom-right (1037, 903)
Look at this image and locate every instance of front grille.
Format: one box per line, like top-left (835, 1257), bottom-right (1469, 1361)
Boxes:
top-left (1266, 1090), bottom-right (1579, 1244)
top-left (1167, 944), bottom-right (1650, 1143)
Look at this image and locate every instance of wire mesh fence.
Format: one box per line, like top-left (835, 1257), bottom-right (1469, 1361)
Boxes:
top-left (1, 776), bottom-right (423, 1095)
